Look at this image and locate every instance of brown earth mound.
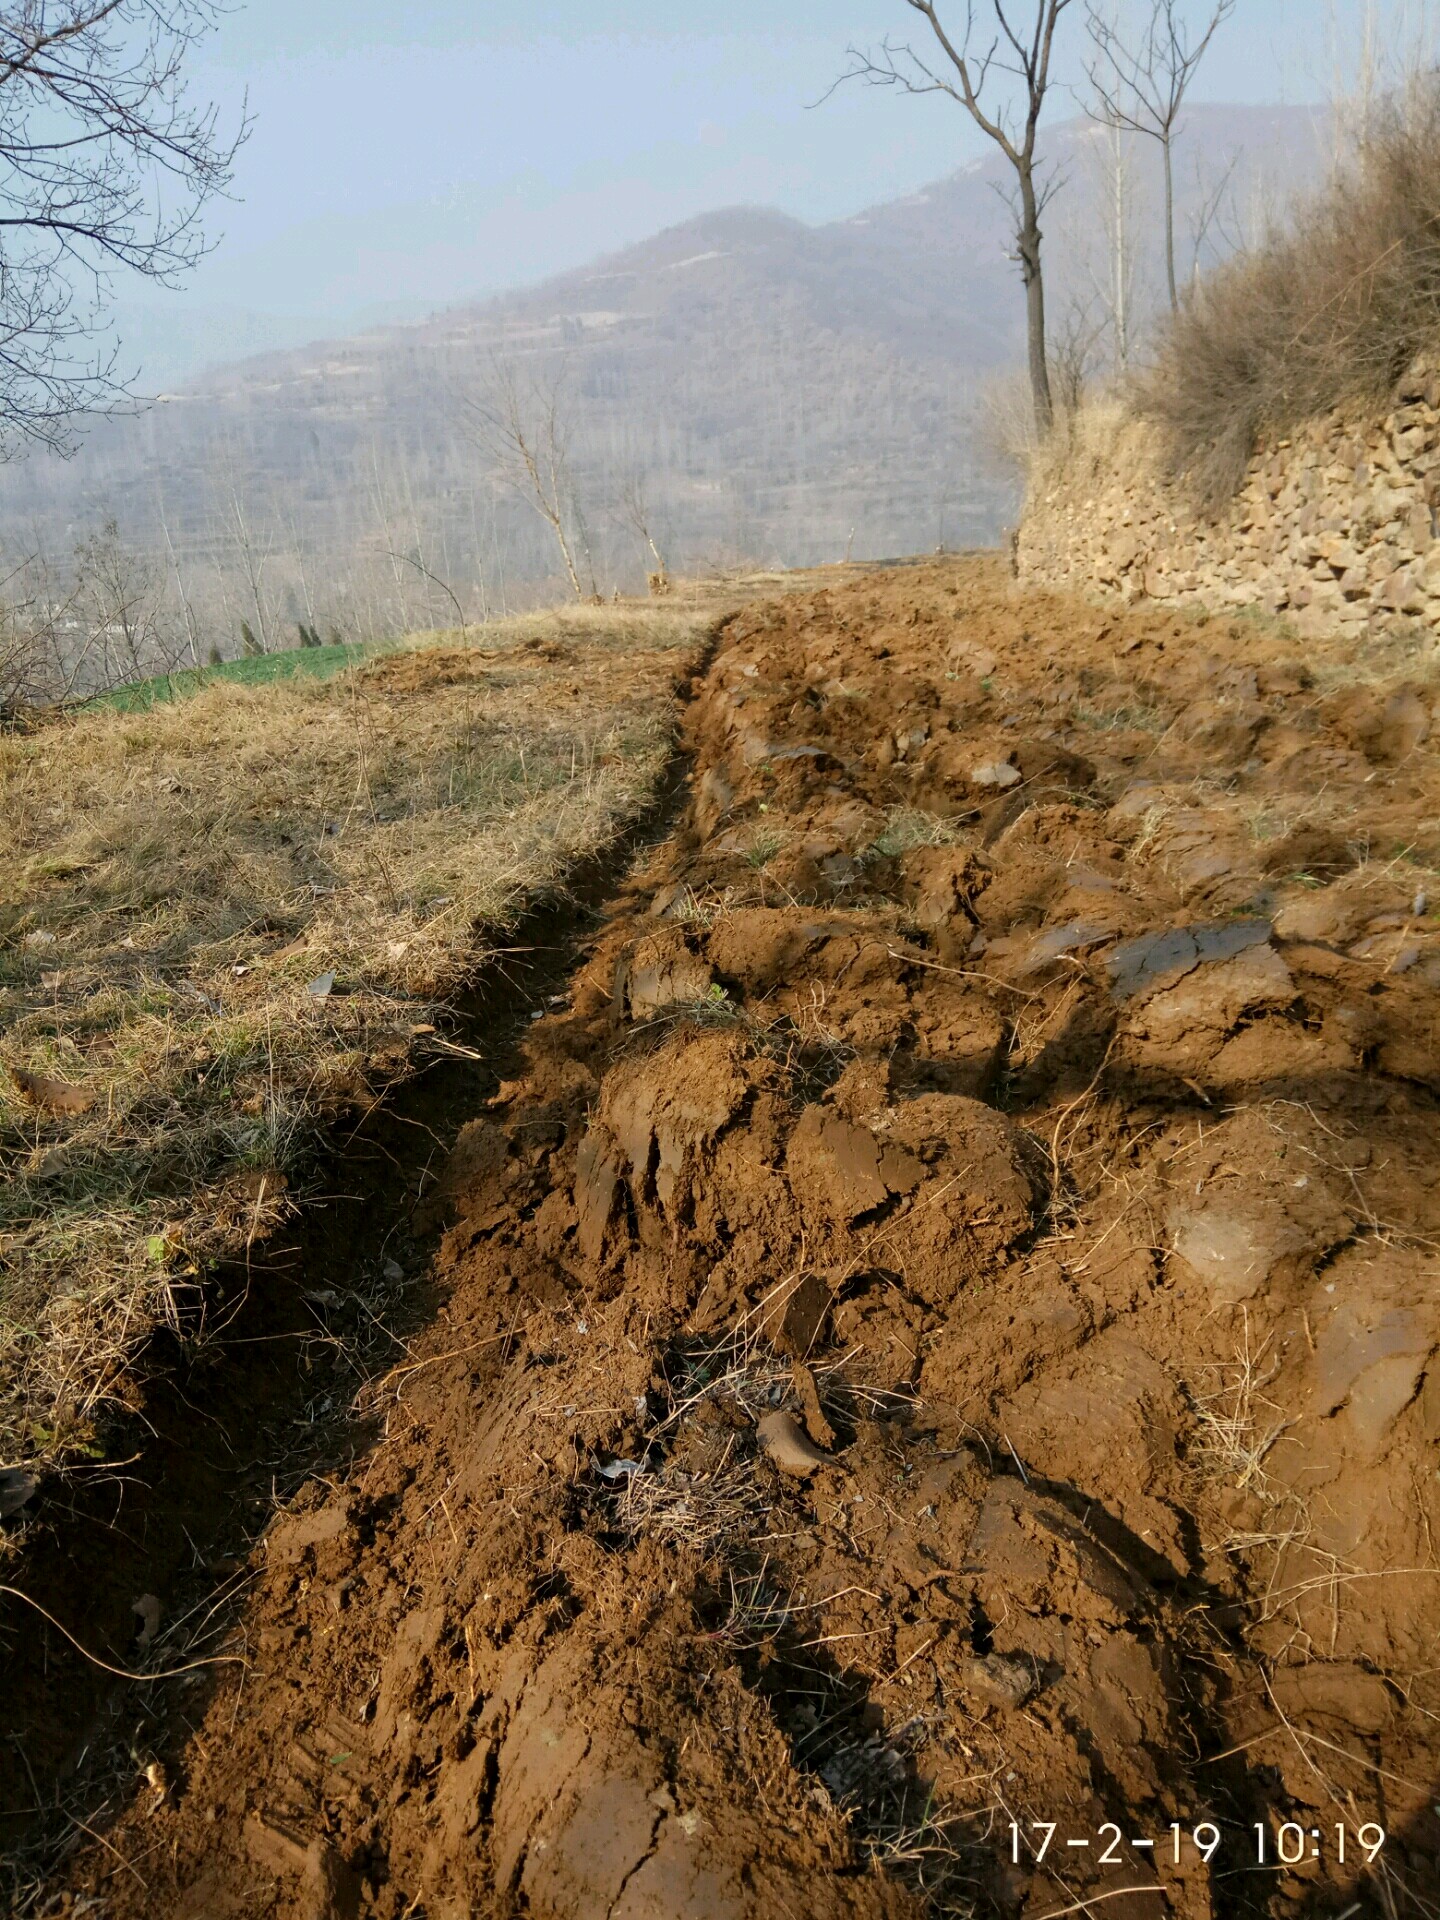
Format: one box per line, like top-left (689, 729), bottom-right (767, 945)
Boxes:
top-left (44, 558), bottom-right (1440, 1917)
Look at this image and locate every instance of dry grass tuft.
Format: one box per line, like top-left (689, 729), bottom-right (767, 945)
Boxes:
top-left (865, 806), bottom-right (963, 862)
top-left (1188, 1310), bottom-right (1292, 1498)
top-left (0, 604), bottom-right (710, 1473)
top-left (602, 1326), bottom-right (800, 1555)
top-left (598, 1319), bottom-right (869, 1556)
top-left (1138, 76), bottom-right (1440, 508)
top-left (590, 1315), bottom-right (979, 1903)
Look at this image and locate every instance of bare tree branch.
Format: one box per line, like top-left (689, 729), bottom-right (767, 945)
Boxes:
top-left (386, 546), bottom-right (470, 639)
top-left (0, 0), bottom-right (247, 453)
top-left (1085, 0), bottom-right (1235, 307)
top-left (829, 1), bottom-right (1076, 433)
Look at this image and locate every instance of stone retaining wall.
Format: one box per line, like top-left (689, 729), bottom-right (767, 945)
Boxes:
top-left (1016, 360), bottom-right (1440, 640)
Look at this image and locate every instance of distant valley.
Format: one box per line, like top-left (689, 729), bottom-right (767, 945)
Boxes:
top-left (0, 104), bottom-right (1326, 656)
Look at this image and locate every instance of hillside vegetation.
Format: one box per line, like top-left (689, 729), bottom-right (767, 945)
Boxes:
top-left (0, 104), bottom-right (1319, 693)
top-left (85, 635), bottom-right (398, 713)
top-left (1141, 81), bottom-right (1440, 506)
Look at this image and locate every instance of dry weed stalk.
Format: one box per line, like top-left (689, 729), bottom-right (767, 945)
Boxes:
top-left (1189, 1308), bottom-right (1292, 1498)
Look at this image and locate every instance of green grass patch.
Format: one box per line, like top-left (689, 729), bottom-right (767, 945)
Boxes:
top-left (83, 638), bottom-right (400, 714)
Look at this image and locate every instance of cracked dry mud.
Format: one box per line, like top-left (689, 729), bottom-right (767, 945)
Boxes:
top-left (53, 558), bottom-right (1440, 1917)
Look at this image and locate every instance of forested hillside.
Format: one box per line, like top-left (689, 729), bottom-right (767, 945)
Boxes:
top-left (0, 104), bottom-right (1322, 674)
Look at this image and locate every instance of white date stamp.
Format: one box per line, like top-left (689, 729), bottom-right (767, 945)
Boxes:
top-left (1009, 1819), bottom-right (1387, 1869)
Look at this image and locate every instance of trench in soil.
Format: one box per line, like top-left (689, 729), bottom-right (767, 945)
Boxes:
top-left (0, 739), bottom-right (701, 1897)
top-left (23, 558), bottom-right (1440, 1920)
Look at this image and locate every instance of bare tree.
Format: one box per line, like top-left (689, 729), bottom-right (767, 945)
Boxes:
top-left (0, 1), bottom-right (245, 451)
top-left (614, 467), bottom-right (669, 589)
top-left (834, 1), bottom-right (1076, 434)
top-left (1085, 110), bottom-right (1137, 368)
top-left (468, 362), bottom-right (591, 600)
top-left (224, 484), bottom-right (273, 650)
top-left (73, 515), bottom-right (162, 679)
top-left (157, 483), bottom-right (201, 667)
top-left (1185, 144), bottom-right (1241, 284)
top-left (1085, 0), bottom-right (1235, 310)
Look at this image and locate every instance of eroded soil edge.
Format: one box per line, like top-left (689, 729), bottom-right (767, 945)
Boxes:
top-left (51, 559), bottom-right (1440, 1919)
top-left (2, 683), bottom-right (706, 1905)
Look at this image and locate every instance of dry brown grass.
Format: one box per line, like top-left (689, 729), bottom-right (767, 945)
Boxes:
top-left (1188, 1309), bottom-right (1292, 1498)
top-left (0, 603), bottom-right (711, 1474)
top-left (1138, 76), bottom-right (1440, 508)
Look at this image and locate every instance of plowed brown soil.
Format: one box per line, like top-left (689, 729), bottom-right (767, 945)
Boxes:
top-left (44, 558), bottom-right (1440, 1918)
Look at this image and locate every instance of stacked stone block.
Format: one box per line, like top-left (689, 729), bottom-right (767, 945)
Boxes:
top-left (1017, 360), bottom-right (1440, 640)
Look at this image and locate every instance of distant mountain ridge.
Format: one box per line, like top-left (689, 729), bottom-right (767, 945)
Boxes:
top-left (165, 102), bottom-right (1325, 400)
top-left (109, 296), bottom-right (454, 393)
top-left (0, 103), bottom-right (1328, 643)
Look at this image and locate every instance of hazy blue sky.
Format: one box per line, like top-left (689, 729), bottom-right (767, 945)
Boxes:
top-left (149, 2), bottom-right (1426, 321)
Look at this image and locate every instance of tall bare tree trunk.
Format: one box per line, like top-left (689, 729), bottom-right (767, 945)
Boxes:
top-left (1110, 118), bottom-right (1131, 365)
top-left (835, 2), bottom-right (1074, 443)
top-left (1018, 180), bottom-right (1055, 433)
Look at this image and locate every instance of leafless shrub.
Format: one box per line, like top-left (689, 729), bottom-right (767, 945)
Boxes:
top-left (0, 583), bottom-right (56, 717)
top-left (975, 297), bottom-right (1102, 477)
top-left (1138, 74), bottom-right (1440, 508)
top-left (973, 366), bottom-right (1046, 480)
top-left (1048, 294), bottom-right (1106, 423)
top-left (467, 361), bottom-right (597, 602)
top-left (0, 535), bottom-right (204, 714)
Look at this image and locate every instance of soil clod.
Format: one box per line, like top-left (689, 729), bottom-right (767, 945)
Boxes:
top-left (36, 559), bottom-right (1440, 1919)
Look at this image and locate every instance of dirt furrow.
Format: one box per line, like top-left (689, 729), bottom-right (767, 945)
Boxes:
top-left (47, 557), bottom-right (1440, 1919)
top-left (2, 718), bottom-right (705, 1911)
